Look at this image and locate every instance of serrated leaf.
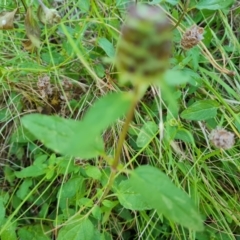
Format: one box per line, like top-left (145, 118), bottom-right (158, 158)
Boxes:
top-left (117, 180), bottom-right (152, 210)
top-left (58, 218), bottom-right (94, 240)
top-left (195, 0), bottom-right (234, 10)
top-left (129, 165), bottom-right (204, 231)
top-left (98, 38), bottom-right (115, 58)
top-left (0, 8), bottom-right (18, 30)
top-left (21, 115), bottom-right (104, 159)
top-left (180, 100), bottom-right (219, 121)
top-left (136, 121), bottom-right (158, 148)
top-left (25, 7), bottom-right (41, 48)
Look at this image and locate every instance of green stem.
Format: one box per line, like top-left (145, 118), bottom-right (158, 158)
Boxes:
top-left (171, 0), bottom-right (189, 31)
top-left (97, 86), bottom-right (141, 204)
top-left (20, 0), bottom-right (28, 11)
top-left (112, 88), bottom-right (139, 170)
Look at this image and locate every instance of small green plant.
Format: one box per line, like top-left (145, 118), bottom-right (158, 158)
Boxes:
top-left (17, 3), bottom-right (204, 236)
top-left (0, 0), bottom-right (239, 239)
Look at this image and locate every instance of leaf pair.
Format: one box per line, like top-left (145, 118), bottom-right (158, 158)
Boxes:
top-left (21, 92), bottom-right (133, 159)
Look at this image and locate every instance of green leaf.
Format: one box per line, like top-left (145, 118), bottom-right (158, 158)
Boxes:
top-left (150, 0), bottom-right (179, 5)
top-left (129, 165), bottom-right (204, 231)
top-left (22, 92), bottom-right (132, 159)
top-left (175, 128), bottom-right (195, 145)
top-left (3, 166), bottom-right (15, 184)
top-left (57, 176), bottom-right (85, 199)
top-left (195, 0), bottom-right (234, 10)
top-left (15, 165), bottom-right (47, 178)
top-left (136, 121), bottom-right (158, 148)
top-left (85, 166), bottom-right (102, 180)
top-left (98, 38), bottom-right (115, 58)
top-left (180, 100), bottom-right (219, 121)
top-left (16, 179), bottom-right (32, 200)
top-left (18, 225), bottom-right (51, 240)
top-left (117, 180), bottom-right (152, 210)
top-left (164, 69), bottom-right (192, 86)
top-left (78, 0), bottom-right (90, 13)
top-left (92, 205), bottom-right (102, 220)
top-left (21, 114), bottom-right (104, 159)
top-left (0, 221), bottom-right (17, 240)
top-left (58, 218), bottom-right (94, 240)
top-left (0, 197), bottom-right (5, 224)
top-left (94, 64), bottom-right (105, 78)
top-left (10, 126), bottom-right (37, 143)
top-left (41, 51), bottom-right (65, 65)
top-left (18, 62), bottom-right (46, 72)
top-left (83, 92), bottom-right (133, 133)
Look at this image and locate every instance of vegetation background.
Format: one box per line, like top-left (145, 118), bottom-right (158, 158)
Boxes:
top-left (0, 0), bottom-right (239, 239)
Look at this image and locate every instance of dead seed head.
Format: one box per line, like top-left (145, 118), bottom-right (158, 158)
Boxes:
top-left (209, 127), bottom-right (235, 150)
top-left (37, 75), bottom-right (53, 98)
top-left (181, 25), bottom-right (204, 50)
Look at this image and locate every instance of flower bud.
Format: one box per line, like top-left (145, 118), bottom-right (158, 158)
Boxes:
top-left (116, 4), bottom-right (172, 86)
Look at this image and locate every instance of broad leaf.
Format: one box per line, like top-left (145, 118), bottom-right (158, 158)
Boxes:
top-left (58, 218), bottom-right (94, 240)
top-left (0, 221), bottom-right (17, 240)
top-left (195, 0), bottom-right (234, 10)
top-left (21, 114), bottom-right (104, 159)
top-left (57, 176), bottom-right (85, 199)
top-left (18, 225), bottom-right (50, 240)
top-left (117, 180), bottom-right (152, 210)
top-left (164, 69), bottom-right (192, 86)
top-left (180, 100), bottom-right (219, 121)
top-left (136, 121), bottom-right (158, 148)
top-left (85, 166), bottom-right (102, 180)
top-left (98, 38), bottom-right (115, 58)
top-left (15, 165), bottom-right (47, 178)
top-left (16, 179), bottom-right (33, 200)
top-left (78, 0), bottom-right (90, 13)
top-left (22, 92), bottom-right (132, 159)
top-left (83, 92), bottom-right (133, 133)
top-left (175, 128), bottom-right (195, 145)
top-left (129, 166), bottom-right (204, 231)
top-left (0, 197), bottom-right (5, 224)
